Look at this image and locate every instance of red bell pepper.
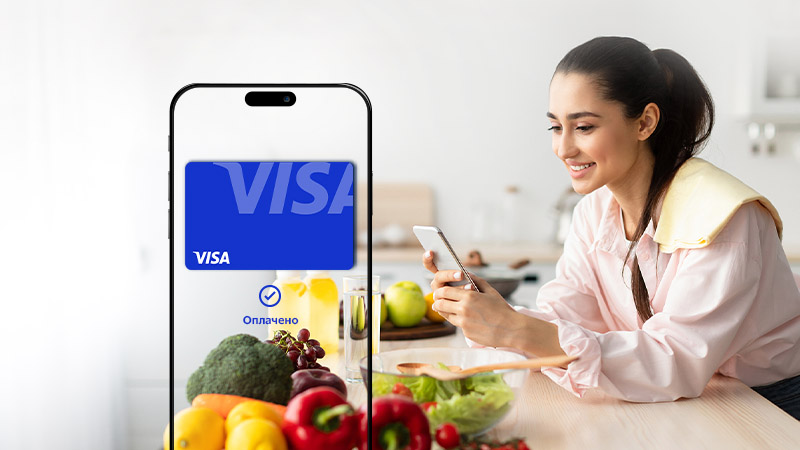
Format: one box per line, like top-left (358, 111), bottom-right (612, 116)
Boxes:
top-left (359, 394), bottom-right (432, 450)
top-left (282, 386), bottom-right (358, 450)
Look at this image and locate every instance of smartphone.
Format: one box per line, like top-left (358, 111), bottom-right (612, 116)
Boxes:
top-left (169, 85), bottom-right (372, 422)
top-left (413, 225), bottom-right (480, 292)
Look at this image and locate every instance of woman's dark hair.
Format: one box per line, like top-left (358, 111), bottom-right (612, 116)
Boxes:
top-left (554, 36), bottom-right (714, 323)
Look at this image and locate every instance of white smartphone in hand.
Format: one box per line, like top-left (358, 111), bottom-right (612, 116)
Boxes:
top-left (413, 225), bottom-right (480, 292)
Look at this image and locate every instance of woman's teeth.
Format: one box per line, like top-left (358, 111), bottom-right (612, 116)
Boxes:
top-left (570, 163), bottom-right (596, 171)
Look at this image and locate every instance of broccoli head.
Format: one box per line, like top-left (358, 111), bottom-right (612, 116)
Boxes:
top-left (186, 333), bottom-right (294, 405)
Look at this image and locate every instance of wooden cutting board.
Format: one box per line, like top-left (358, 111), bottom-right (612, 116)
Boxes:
top-left (339, 320), bottom-right (456, 341)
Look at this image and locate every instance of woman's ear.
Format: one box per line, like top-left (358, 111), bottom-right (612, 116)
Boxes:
top-left (637, 103), bottom-right (660, 141)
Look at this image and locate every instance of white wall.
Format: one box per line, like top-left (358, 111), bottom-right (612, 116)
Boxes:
top-left (130, 0), bottom-right (800, 244)
top-left (2, 1), bottom-right (799, 448)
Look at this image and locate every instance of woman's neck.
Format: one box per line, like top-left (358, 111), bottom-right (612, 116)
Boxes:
top-left (609, 147), bottom-right (655, 240)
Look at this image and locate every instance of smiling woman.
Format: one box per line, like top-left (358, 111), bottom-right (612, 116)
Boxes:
top-left (425, 36), bottom-right (800, 420)
top-left (546, 38), bottom-right (713, 323)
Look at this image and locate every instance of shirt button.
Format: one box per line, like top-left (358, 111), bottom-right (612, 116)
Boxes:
top-left (640, 252), bottom-right (651, 262)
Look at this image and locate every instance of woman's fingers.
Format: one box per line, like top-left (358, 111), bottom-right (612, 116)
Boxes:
top-left (432, 298), bottom-right (462, 316)
top-left (432, 298), bottom-right (455, 315)
top-left (432, 269), bottom-right (464, 290)
top-left (424, 251), bottom-right (471, 291)
top-left (468, 273), bottom-right (497, 295)
top-left (428, 271), bottom-right (518, 349)
top-left (422, 250), bottom-right (439, 273)
top-left (433, 286), bottom-right (464, 302)
top-left (438, 310), bottom-right (459, 327)
top-left (467, 274), bottom-right (513, 310)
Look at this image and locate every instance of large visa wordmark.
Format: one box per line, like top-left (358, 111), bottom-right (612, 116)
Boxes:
top-left (185, 161), bottom-right (355, 270)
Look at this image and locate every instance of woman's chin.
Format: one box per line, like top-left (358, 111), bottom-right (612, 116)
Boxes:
top-left (571, 180), bottom-right (599, 195)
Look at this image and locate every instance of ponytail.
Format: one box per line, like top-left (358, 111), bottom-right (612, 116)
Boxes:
top-left (555, 37), bottom-right (715, 322)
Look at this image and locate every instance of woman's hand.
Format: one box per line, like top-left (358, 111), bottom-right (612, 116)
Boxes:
top-left (423, 250), bottom-right (567, 359)
top-left (422, 250), bottom-right (516, 348)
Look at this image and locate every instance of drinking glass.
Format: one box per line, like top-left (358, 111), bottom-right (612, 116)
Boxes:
top-left (342, 275), bottom-right (380, 382)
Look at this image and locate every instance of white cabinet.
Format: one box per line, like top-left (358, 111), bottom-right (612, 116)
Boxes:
top-left (752, 33), bottom-right (800, 119)
top-left (744, 32), bottom-right (800, 158)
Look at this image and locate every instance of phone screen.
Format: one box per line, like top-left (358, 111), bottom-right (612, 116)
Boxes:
top-left (169, 85), bottom-right (372, 423)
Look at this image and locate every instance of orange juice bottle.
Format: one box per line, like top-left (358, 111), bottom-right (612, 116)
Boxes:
top-left (303, 270), bottom-right (340, 353)
top-left (268, 271), bottom-right (308, 337)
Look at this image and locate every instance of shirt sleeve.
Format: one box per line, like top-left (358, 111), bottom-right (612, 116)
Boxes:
top-left (543, 203), bottom-right (765, 402)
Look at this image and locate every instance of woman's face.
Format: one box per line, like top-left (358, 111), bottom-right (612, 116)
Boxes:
top-left (548, 72), bottom-right (649, 196)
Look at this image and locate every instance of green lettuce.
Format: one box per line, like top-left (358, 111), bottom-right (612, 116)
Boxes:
top-left (371, 372), bottom-right (437, 403)
top-left (427, 372), bottom-right (514, 435)
top-left (371, 366), bottom-right (515, 436)
top-left (433, 363), bottom-right (464, 401)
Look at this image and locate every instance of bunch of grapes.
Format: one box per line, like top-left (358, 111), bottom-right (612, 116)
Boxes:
top-left (266, 328), bottom-right (329, 372)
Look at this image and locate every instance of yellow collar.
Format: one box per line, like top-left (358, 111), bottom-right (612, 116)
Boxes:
top-left (652, 158), bottom-right (782, 253)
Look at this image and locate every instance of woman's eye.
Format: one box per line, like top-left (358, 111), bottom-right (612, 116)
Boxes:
top-left (547, 125), bottom-right (562, 132)
top-left (576, 125), bottom-right (594, 132)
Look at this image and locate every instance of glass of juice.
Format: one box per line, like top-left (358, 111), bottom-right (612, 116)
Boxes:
top-left (342, 275), bottom-right (381, 382)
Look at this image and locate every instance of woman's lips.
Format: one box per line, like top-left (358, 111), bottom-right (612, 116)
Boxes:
top-left (568, 162), bottom-right (596, 178)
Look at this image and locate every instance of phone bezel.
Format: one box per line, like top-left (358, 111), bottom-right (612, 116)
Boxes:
top-left (168, 83), bottom-right (372, 448)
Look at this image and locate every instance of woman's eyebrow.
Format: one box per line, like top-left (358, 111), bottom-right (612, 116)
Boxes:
top-left (546, 111), bottom-right (602, 120)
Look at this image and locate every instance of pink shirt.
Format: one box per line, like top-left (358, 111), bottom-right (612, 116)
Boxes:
top-left (473, 187), bottom-right (800, 402)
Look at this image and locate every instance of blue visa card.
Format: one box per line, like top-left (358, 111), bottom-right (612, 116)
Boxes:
top-left (185, 161), bottom-right (355, 270)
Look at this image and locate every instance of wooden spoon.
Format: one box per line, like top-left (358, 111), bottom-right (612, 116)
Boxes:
top-left (395, 355), bottom-right (577, 381)
top-left (396, 363), bottom-right (462, 375)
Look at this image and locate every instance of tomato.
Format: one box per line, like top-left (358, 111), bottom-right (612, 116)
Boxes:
top-left (421, 401), bottom-right (438, 412)
top-left (435, 422), bottom-right (460, 449)
top-left (391, 382), bottom-right (413, 398)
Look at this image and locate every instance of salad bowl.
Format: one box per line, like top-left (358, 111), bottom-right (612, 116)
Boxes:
top-left (360, 347), bottom-right (528, 436)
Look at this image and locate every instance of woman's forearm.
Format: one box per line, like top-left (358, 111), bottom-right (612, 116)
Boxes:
top-left (501, 311), bottom-right (567, 358)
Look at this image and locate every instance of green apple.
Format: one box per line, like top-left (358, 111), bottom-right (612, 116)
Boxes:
top-left (351, 295), bottom-right (365, 332)
top-left (385, 281), bottom-right (426, 327)
top-left (380, 293), bottom-right (388, 324)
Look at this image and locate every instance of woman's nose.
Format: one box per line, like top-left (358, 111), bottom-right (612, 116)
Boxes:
top-left (555, 131), bottom-right (578, 161)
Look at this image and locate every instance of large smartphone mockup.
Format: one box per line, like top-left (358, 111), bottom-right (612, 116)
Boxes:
top-left (169, 85), bottom-right (372, 430)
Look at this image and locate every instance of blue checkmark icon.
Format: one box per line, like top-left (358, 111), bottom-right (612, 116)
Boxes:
top-left (259, 285), bottom-right (281, 307)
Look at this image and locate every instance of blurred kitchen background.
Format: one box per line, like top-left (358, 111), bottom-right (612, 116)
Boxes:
top-left (2, 0), bottom-right (799, 448)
